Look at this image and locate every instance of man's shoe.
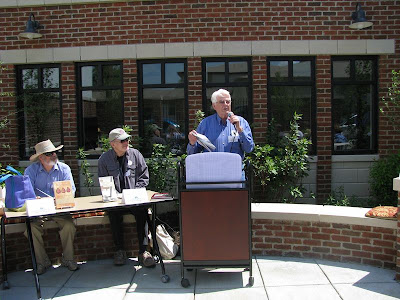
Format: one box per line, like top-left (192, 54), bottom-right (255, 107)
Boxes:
top-left (139, 251), bottom-right (156, 268)
top-left (113, 250), bottom-right (127, 266)
top-left (37, 258), bottom-right (52, 275)
top-left (61, 257), bottom-right (79, 271)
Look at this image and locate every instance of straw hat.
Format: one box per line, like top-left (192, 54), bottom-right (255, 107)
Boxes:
top-left (29, 139), bottom-right (63, 161)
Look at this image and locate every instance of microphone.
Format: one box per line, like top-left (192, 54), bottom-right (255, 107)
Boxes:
top-left (227, 112), bottom-right (238, 125)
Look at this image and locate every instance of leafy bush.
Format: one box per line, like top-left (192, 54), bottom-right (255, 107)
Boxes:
top-left (245, 113), bottom-right (312, 203)
top-left (369, 152), bottom-right (400, 207)
top-left (147, 144), bottom-right (183, 196)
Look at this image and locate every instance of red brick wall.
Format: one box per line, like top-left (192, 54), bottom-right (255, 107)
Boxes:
top-left (1, 1), bottom-right (398, 47)
top-left (253, 219), bottom-right (397, 269)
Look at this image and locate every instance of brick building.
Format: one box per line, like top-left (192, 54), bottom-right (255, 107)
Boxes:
top-left (0, 0), bottom-right (399, 203)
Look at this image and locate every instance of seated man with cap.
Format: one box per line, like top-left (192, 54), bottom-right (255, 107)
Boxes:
top-left (98, 128), bottom-right (156, 267)
top-left (24, 139), bottom-right (79, 275)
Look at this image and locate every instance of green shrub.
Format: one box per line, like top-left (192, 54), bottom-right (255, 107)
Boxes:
top-left (369, 152), bottom-right (400, 207)
top-left (245, 113), bottom-right (312, 203)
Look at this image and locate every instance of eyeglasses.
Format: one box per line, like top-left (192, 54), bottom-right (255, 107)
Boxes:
top-left (43, 151), bottom-right (57, 157)
top-left (120, 138), bottom-right (130, 143)
top-left (218, 99), bottom-right (231, 105)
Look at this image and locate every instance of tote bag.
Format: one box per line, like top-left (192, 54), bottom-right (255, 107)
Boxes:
top-left (0, 166), bottom-right (36, 210)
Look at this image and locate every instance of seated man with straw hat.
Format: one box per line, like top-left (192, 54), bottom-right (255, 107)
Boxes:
top-left (24, 139), bottom-right (79, 275)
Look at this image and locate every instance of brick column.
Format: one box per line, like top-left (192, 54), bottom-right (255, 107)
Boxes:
top-left (252, 56), bottom-right (267, 144)
top-left (0, 64), bottom-right (19, 167)
top-left (61, 63), bottom-right (79, 195)
top-left (315, 56), bottom-right (332, 204)
top-left (187, 57), bottom-right (202, 130)
top-left (394, 177), bottom-right (400, 281)
top-left (123, 59), bottom-right (139, 137)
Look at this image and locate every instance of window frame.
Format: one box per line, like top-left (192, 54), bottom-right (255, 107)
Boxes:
top-left (267, 57), bottom-right (317, 154)
top-left (202, 57), bottom-right (253, 123)
top-left (75, 61), bottom-right (124, 157)
top-left (331, 56), bottom-right (378, 155)
top-left (16, 64), bottom-right (63, 160)
top-left (137, 58), bottom-right (188, 153)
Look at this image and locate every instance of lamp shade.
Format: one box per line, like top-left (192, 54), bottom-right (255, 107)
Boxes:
top-left (19, 13), bottom-right (42, 39)
top-left (349, 3), bottom-right (372, 29)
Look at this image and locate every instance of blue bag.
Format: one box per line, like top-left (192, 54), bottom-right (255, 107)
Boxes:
top-left (0, 166), bottom-right (36, 210)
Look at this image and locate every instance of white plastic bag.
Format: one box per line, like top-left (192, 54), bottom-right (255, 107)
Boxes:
top-left (156, 224), bottom-right (178, 259)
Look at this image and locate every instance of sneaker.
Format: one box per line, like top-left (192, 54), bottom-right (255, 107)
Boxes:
top-left (139, 251), bottom-right (156, 268)
top-left (36, 258), bottom-right (52, 275)
top-left (113, 250), bottom-right (127, 266)
top-left (61, 257), bottom-right (79, 271)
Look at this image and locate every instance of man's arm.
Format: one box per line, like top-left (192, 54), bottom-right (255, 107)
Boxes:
top-left (238, 118), bottom-right (255, 154)
top-left (61, 164), bottom-right (76, 195)
top-left (134, 150), bottom-right (149, 188)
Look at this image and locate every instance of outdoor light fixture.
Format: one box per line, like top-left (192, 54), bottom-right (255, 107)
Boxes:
top-left (19, 13), bottom-right (43, 39)
top-left (349, 3), bottom-right (373, 29)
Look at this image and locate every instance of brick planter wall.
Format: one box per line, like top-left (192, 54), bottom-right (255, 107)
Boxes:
top-left (252, 219), bottom-right (396, 269)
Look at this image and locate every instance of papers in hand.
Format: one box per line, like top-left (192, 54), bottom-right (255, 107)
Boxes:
top-left (192, 132), bottom-right (216, 152)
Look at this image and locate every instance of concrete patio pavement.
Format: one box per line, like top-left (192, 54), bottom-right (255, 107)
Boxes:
top-left (1, 256), bottom-right (399, 300)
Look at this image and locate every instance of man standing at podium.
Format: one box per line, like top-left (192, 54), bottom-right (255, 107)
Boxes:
top-left (98, 128), bottom-right (155, 268)
top-left (187, 89), bottom-right (254, 158)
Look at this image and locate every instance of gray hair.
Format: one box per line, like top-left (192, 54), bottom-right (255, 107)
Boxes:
top-left (210, 89), bottom-right (231, 104)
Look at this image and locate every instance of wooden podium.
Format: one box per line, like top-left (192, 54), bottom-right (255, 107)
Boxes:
top-left (178, 152), bottom-right (253, 288)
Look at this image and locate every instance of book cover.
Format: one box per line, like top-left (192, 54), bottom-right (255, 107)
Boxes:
top-left (53, 180), bottom-right (75, 209)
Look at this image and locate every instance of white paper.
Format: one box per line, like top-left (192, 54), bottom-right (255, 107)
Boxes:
top-left (26, 197), bottom-right (56, 217)
top-left (192, 132), bottom-right (216, 152)
top-left (121, 188), bottom-right (148, 204)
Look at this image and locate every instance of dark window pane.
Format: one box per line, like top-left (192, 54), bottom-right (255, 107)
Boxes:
top-left (355, 60), bottom-right (372, 81)
top-left (165, 63), bottom-right (184, 84)
top-left (22, 69), bottom-right (38, 89)
top-left (103, 65), bottom-right (121, 86)
top-left (82, 89), bottom-right (122, 155)
top-left (332, 85), bottom-right (373, 151)
top-left (23, 92), bottom-right (61, 157)
top-left (293, 61), bottom-right (311, 81)
top-left (143, 63), bottom-right (161, 85)
top-left (42, 68), bottom-right (59, 88)
top-left (270, 61), bottom-right (288, 82)
top-left (333, 61), bottom-right (350, 79)
top-left (206, 62), bottom-right (225, 83)
top-left (142, 87), bottom-right (185, 157)
top-left (229, 61), bottom-right (248, 83)
top-left (81, 66), bottom-right (99, 87)
top-left (270, 86), bottom-right (312, 139)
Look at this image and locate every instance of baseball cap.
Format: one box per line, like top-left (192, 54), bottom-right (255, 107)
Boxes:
top-left (109, 128), bottom-right (131, 142)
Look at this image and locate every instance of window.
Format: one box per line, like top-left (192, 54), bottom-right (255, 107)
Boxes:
top-left (267, 57), bottom-right (316, 153)
top-left (332, 57), bottom-right (378, 154)
top-left (16, 65), bottom-right (62, 160)
top-left (202, 58), bottom-right (252, 123)
top-left (76, 62), bottom-right (124, 156)
top-left (138, 60), bottom-right (187, 157)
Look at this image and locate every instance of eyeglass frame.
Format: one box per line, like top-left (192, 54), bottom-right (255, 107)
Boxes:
top-left (43, 151), bottom-right (58, 157)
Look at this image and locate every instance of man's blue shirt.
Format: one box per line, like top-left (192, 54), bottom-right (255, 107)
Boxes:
top-left (24, 161), bottom-right (76, 197)
top-left (187, 113), bottom-right (254, 159)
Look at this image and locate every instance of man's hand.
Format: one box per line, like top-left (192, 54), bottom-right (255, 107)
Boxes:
top-left (228, 112), bottom-right (243, 133)
top-left (188, 130), bottom-right (198, 145)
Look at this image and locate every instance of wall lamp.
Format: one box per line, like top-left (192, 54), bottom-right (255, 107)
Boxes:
top-left (349, 3), bottom-right (373, 29)
top-left (19, 13), bottom-right (43, 39)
